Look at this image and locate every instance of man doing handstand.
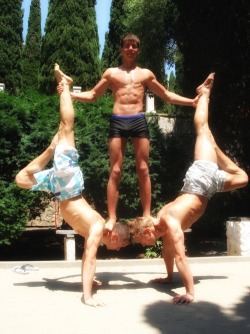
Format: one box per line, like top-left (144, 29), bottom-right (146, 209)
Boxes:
top-left (129, 73), bottom-right (248, 304)
top-left (15, 64), bottom-right (130, 307)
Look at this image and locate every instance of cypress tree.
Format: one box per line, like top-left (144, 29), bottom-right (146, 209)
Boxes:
top-left (39, 0), bottom-right (100, 94)
top-left (0, 0), bottom-right (23, 93)
top-left (102, 0), bottom-right (127, 69)
top-left (22, 0), bottom-right (42, 90)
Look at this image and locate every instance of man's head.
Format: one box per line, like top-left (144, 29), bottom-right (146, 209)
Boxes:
top-left (120, 34), bottom-right (140, 50)
top-left (128, 216), bottom-right (157, 246)
top-left (104, 222), bottom-right (130, 250)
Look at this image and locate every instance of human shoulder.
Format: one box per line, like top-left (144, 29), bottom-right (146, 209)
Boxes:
top-left (137, 67), bottom-right (155, 80)
top-left (102, 67), bottom-right (119, 76)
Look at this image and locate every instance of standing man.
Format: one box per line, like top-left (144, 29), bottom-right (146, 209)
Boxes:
top-left (129, 73), bottom-right (248, 304)
top-left (69, 34), bottom-right (199, 230)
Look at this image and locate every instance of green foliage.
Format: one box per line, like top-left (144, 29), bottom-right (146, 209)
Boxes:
top-left (145, 239), bottom-right (163, 258)
top-left (73, 96), bottom-right (112, 213)
top-left (102, 0), bottom-right (127, 69)
top-left (39, 0), bottom-right (100, 94)
top-left (124, 0), bottom-right (178, 85)
top-left (22, 0), bottom-right (42, 90)
top-left (0, 89), bottom-right (59, 244)
top-left (0, 181), bottom-right (43, 245)
top-left (0, 0), bottom-right (23, 93)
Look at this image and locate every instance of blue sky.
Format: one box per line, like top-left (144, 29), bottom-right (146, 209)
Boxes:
top-left (22, 0), bottom-right (112, 55)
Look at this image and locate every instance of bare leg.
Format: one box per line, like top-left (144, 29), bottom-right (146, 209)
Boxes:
top-left (193, 73), bottom-right (217, 162)
top-left (15, 134), bottom-right (58, 189)
top-left (106, 138), bottom-right (126, 230)
top-left (214, 140), bottom-right (248, 191)
top-left (132, 137), bottom-right (151, 217)
top-left (16, 64), bottom-right (75, 189)
top-left (195, 72), bottom-right (248, 190)
top-left (54, 64), bottom-right (75, 147)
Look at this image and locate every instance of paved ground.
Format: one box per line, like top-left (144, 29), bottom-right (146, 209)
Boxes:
top-left (1, 256), bottom-right (250, 334)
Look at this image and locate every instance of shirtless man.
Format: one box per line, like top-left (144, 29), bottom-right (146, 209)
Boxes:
top-left (129, 73), bottom-right (248, 304)
top-left (15, 64), bottom-right (130, 307)
top-left (67, 33), bottom-right (199, 230)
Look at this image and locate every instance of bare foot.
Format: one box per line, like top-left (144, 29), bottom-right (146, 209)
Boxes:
top-left (105, 218), bottom-right (117, 232)
top-left (196, 73), bottom-right (215, 95)
top-left (93, 277), bottom-right (102, 286)
top-left (54, 63), bottom-right (73, 85)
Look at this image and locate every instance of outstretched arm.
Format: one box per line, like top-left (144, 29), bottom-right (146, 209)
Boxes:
top-left (145, 69), bottom-right (199, 107)
top-left (70, 70), bottom-right (110, 102)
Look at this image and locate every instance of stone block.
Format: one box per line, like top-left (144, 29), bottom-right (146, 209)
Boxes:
top-left (226, 217), bottom-right (250, 256)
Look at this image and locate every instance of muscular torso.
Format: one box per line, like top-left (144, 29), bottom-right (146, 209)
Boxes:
top-left (160, 193), bottom-right (209, 233)
top-left (105, 66), bottom-right (149, 116)
top-left (59, 196), bottom-right (105, 238)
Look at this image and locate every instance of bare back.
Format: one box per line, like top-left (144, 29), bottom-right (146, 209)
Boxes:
top-left (159, 193), bottom-right (208, 232)
top-left (59, 196), bottom-right (105, 238)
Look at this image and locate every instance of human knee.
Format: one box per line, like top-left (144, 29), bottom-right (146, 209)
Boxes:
top-left (110, 165), bottom-right (122, 181)
top-left (239, 170), bottom-right (249, 188)
top-left (15, 171), bottom-right (29, 189)
top-left (136, 163), bottom-right (149, 178)
top-left (61, 120), bottom-right (73, 132)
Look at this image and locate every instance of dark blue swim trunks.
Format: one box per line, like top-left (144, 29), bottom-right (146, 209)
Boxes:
top-left (108, 113), bottom-right (150, 139)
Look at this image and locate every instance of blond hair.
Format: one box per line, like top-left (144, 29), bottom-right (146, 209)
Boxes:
top-left (128, 216), bottom-right (154, 239)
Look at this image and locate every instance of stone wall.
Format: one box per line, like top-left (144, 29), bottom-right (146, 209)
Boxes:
top-left (156, 115), bottom-right (193, 135)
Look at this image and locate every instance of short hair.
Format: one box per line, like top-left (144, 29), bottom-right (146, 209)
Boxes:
top-left (120, 34), bottom-right (140, 48)
top-left (128, 216), bottom-right (154, 239)
top-left (113, 222), bottom-right (130, 242)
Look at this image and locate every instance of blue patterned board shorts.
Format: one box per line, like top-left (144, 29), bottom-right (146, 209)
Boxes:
top-left (32, 144), bottom-right (84, 201)
top-left (181, 160), bottom-right (225, 199)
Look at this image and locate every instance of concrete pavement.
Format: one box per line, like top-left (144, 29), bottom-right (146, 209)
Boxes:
top-left (0, 256), bottom-right (250, 334)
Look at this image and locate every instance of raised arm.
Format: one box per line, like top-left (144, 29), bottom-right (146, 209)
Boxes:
top-left (145, 69), bottom-right (198, 107)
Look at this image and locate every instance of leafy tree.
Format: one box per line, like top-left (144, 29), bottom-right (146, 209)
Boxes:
top-left (122, 0), bottom-right (182, 113)
top-left (102, 0), bottom-right (128, 69)
top-left (39, 0), bottom-right (101, 94)
top-left (0, 0), bottom-right (23, 93)
top-left (0, 181), bottom-right (44, 245)
top-left (0, 89), bottom-right (59, 244)
top-left (22, 0), bottom-right (42, 90)
top-left (172, 1), bottom-right (250, 224)
top-left (124, 0), bottom-right (177, 85)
